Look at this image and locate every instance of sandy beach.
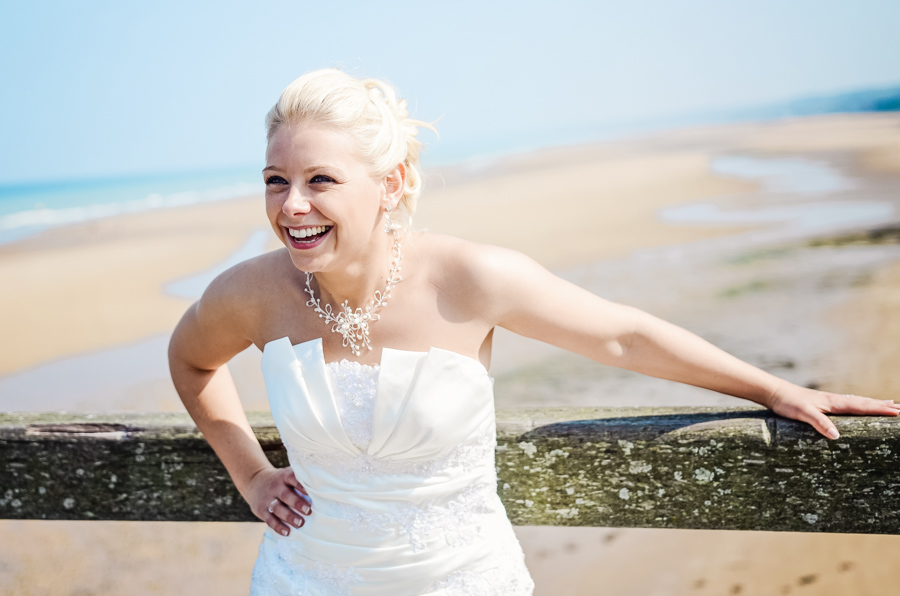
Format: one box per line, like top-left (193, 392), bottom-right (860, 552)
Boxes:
top-left (2, 112), bottom-right (900, 595)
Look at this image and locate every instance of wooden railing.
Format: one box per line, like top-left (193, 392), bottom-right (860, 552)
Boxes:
top-left (2, 408), bottom-right (898, 533)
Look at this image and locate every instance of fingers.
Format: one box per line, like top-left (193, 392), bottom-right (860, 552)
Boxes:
top-left (272, 471), bottom-right (312, 515)
top-left (280, 486), bottom-right (312, 517)
top-left (873, 397), bottom-right (900, 414)
top-left (283, 470), bottom-right (308, 495)
top-left (805, 409), bottom-right (841, 440)
top-left (800, 394), bottom-right (898, 440)
top-left (251, 468), bottom-right (313, 537)
top-left (267, 498), bottom-right (306, 536)
top-left (273, 466), bottom-right (309, 497)
top-left (263, 475), bottom-right (313, 537)
top-left (828, 394), bottom-right (900, 416)
top-left (768, 387), bottom-right (897, 441)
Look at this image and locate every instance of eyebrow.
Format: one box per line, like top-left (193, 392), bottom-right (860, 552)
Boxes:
top-left (261, 165), bottom-right (339, 174)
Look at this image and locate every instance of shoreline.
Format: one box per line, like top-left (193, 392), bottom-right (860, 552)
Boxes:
top-left (0, 194), bottom-right (273, 376)
top-left (2, 113), bottom-right (900, 422)
top-left (0, 123), bottom-right (760, 376)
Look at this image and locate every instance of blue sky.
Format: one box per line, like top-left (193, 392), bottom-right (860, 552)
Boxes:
top-left (1, 0), bottom-right (898, 184)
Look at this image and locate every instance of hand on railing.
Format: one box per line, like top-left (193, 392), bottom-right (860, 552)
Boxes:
top-left (768, 386), bottom-right (899, 439)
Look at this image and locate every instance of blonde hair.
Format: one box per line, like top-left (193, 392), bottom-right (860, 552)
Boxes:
top-left (266, 69), bottom-right (435, 228)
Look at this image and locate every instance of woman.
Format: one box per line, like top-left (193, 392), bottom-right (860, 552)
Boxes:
top-left (168, 69), bottom-right (899, 595)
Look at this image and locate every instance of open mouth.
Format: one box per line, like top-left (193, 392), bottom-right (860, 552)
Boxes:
top-left (286, 225), bottom-right (332, 248)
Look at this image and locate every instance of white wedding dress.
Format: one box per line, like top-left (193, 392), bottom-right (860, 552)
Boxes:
top-left (250, 337), bottom-right (535, 595)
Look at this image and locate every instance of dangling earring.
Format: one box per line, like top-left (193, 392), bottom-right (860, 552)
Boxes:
top-left (384, 205), bottom-right (394, 234)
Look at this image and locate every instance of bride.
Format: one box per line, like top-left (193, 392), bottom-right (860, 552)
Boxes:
top-left (168, 69), bottom-right (899, 595)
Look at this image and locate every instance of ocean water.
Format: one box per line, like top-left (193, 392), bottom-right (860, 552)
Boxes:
top-left (0, 166), bottom-right (263, 244)
top-left (659, 155), bottom-right (894, 232)
top-left (165, 229), bottom-right (271, 300)
top-left (2, 83), bottom-right (896, 246)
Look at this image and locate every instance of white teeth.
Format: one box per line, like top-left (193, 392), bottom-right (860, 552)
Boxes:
top-left (288, 226), bottom-right (328, 240)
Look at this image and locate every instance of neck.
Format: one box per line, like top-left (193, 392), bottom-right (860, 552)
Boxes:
top-left (310, 230), bottom-right (402, 309)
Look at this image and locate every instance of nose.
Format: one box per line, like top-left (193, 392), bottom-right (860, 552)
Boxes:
top-left (283, 187), bottom-right (312, 217)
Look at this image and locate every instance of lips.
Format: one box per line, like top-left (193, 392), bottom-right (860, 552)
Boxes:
top-left (285, 225), bottom-right (332, 249)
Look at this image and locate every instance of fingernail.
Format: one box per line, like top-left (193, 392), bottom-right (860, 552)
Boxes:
top-left (303, 505), bottom-right (311, 515)
top-left (294, 518), bottom-right (303, 527)
top-left (281, 528), bottom-right (289, 536)
top-left (827, 428), bottom-right (840, 440)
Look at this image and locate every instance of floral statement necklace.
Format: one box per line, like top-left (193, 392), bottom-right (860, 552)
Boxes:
top-left (304, 231), bottom-right (402, 357)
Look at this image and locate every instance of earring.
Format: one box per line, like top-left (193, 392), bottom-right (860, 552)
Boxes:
top-left (384, 205), bottom-right (394, 234)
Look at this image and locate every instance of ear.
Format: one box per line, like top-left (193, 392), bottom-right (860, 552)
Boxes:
top-left (382, 162), bottom-right (406, 210)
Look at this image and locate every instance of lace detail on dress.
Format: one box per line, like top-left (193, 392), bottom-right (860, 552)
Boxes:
top-left (251, 534), bottom-right (364, 596)
top-left (325, 359), bottom-right (380, 450)
top-left (257, 343), bottom-right (535, 594)
top-left (286, 431), bottom-right (497, 483)
top-left (429, 538), bottom-right (536, 596)
top-left (334, 482), bottom-right (498, 552)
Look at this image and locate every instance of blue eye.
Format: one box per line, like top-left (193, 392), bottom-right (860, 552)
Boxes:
top-left (265, 175), bottom-right (288, 185)
top-left (310, 174), bottom-right (335, 184)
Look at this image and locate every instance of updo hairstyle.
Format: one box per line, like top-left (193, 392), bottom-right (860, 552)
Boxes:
top-left (265, 69), bottom-right (435, 229)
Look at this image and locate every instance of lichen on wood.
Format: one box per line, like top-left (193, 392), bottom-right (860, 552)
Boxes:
top-left (495, 407), bottom-right (900, 533)
top-left (2, 408), bottom-right (898, 534)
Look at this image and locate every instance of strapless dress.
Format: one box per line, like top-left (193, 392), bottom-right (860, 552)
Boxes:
top-left (250, 337), bottom-right (535, 595)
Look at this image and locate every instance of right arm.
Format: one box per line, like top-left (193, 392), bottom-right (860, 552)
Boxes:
top-left (167, 265), bottom-right (310, 536)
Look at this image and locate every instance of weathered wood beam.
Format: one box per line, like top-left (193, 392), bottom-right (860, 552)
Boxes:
top-left (1, 408), bottom-right (898, 533)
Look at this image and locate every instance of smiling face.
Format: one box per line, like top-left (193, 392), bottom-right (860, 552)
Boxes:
top-left (264, 122), bottom-right (389, 274)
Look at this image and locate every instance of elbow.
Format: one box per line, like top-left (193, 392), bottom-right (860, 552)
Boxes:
top-left (167, 326), bottom-right (188, 376)
top-left (608, 306), bottom-right (650, 367)
top-left (604, 331), bottom-right (635, 368)
top-left (167, 303), bottom-right (199, 371)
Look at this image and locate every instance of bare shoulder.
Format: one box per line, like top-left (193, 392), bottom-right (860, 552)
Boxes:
top-left (410, 232), bottom-right (633, 348)
top-left (170, 248), bottom-right (298, 369)
top-left (192, 248), bottom-right (296, 343)
top-left (416, 232), bottom-right (545, 280)
top-left (412, 232), bottom-right (550, 324)
top-left (202, 248), bottom-right (292, 309)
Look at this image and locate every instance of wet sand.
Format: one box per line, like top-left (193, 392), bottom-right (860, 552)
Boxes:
top-left (0, 197), bottom-right (277, 376)
top-left (826, 252), bottom-right (900, 402)
top-left (518, 526), bottom-right (900, 596)
top-left (2, 113), bottom-right (900, 595)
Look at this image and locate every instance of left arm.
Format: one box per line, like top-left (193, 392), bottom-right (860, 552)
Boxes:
top-left (469, 245), bottom-right (899, 439)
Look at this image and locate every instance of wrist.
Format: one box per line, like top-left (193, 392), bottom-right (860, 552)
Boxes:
top-left (758, 378), bottom-right (794, 410)
top-left (234, 463), bottom-right (274, 499)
